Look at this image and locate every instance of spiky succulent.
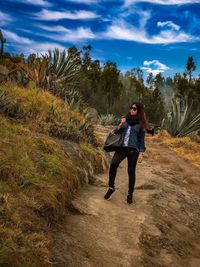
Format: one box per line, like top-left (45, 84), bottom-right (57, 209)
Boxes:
top-left (162, 96), bottom-right (200, 137)
top-left (98, 114), bottom-right (117, 125)
top-left (16, 48), bottom-right (82, 91)
top-left (45, 48), bottom-right (82, 90)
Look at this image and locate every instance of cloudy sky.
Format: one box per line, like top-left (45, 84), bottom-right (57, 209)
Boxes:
top-left (0, 0), bottom-right (200, 77)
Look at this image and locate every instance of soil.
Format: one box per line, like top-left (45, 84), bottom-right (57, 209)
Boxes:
top-left (51, 125), bottom-right (200, 267)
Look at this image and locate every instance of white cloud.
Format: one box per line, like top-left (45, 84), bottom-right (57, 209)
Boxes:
top-left (144, 60), bottom-right (170, 70)
top-left (3, 30), bottom-right (32, 44)
top-left (157, 21), bottom-right (180, 31)
top-left (103, 10), bottom-right (199, 44)
top-left (124, 0), bottom-right (200, 6)
top-left (2, 29), bottom-right (65, 55)
top-left (141, 59), bottom-right (170, 75)
top-left (38, 25), bottom-right (71, 33)
top-left (28, 42), bottom-right (66, 54)
top-left (13, 0), bottom-right (51, 6)
top-left (12, 42), bottom-right (66, 56)
top-left (37, 25), bottom-right (96, 41)
top-left (0, 11), bottom-right (12, 26)
top-left (35, 9), bottom-right (99, 21)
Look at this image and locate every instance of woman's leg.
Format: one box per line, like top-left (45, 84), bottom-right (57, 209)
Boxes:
top-left (127, 149), bottom-right (139, 194)
top-left (108, 150), bottom-right (126, 188)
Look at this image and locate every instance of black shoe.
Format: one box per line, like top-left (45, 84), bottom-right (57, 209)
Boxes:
top-left (104, 187), bottom-right (115, 200)
top-left (127, 194), bottom-right (133, 204)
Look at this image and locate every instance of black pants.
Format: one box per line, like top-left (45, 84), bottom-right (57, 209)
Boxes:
top-left (108, 147), bottom-right (139, 194)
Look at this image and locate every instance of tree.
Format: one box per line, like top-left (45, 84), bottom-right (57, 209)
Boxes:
top-left (131, 67), bottom-right (144, 84)
top-left (68, 45), bottom-right (82, 64)
top-left (142, 86), bottom-right (165, 125)
top-left (0, 30), bottom-right (6, 56)
top-left (154, 73), bottom-right (164, 88)
top-left (146, 72), bottom-right (154, 87)
top-left (101, 61), bottom-right (122, 113)
top-left (82, 45), bottom-right (92, 70)
top-left (186, 56), bottom-right (196, 82)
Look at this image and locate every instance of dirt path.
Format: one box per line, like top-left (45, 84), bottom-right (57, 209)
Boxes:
top-left (51, 126), bottom-right (200, 267)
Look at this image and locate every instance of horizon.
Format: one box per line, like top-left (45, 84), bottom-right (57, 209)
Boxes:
top-left (0, 0), bottom-right (200, 79)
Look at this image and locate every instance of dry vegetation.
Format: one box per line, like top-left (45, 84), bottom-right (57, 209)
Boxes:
top-left (0, 83), bottom-right (109, 267)
top-left (156, 130), bottom-right (200, 169)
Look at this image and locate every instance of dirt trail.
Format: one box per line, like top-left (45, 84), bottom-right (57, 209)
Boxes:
top-left (51, 126), bottom-right (200, 267)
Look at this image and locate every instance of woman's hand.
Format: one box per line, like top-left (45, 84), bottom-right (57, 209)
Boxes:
top-left (121, 116), bottom-right (126, 124)
top-left (138, 153), bottom-right (143, 163)
top-left (116, 116), bottom-right (126, 129)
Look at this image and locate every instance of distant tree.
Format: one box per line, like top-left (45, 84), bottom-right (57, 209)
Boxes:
top-left (68, 45), bottom-right (82, 64)
top-left (101, 61), bottom-right (122, 113)
top-left (186, 56), bottom-right (196, 82)
top-left (143, 87), bottom-right (165, 125)
top-left (0, 30), bottom-right (6, 56)
top-left (154, 73), bottom-right (164, 88)
top-left (146, 72), bottom-right (154, 87)
top-left (131, 67), bottom-right (144, 84)
top-left (27, 53), bottom-right (37, 64)
top-left (165, 76), bottom-right (173, 87)
top-left (82, 45), bottom-right (92, 70)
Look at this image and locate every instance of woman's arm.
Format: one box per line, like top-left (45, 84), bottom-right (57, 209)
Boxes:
top-left (138, 129), bottom-right (146, 152)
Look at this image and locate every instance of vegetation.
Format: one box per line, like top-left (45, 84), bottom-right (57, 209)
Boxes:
top-left (162, 96), bottom-right (200, 137)
top-left (0, 82), bottom-right (108, 267)
top-left (0, 30), bottom-right (6, 56)
top-left (0, 30), bottom-right (200, 265)
top-left (98, 113), bottom-right (118, 125)
top-left (157, 130), bottom-right (200, 169)
top-left (1, 36), bottom-right (200, 132)
top-left (0, 83), bottom-right (97, 144)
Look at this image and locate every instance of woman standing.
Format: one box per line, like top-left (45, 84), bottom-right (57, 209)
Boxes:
top-left (104, 102), bottom-right (147, 204)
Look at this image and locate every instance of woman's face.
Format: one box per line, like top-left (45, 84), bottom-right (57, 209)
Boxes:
top-left (130, 104), bottom-right (138, 115)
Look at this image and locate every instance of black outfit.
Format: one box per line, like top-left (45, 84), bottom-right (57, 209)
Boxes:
top-left (109, 147), bottom-right (139, 194)
top-left (108, 114), bottom-right (142, 195)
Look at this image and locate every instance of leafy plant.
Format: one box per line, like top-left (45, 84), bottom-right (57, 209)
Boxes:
top-left (162, 96), bottom-right (200, 137)
top-left (16, 48), bottom-right (82, 91)
top-left (60, 88), bottom-right (83, 111)
top-left (45, 48), bottom-right (82, 91)
top-left (98, 113), bottom-right (117, 125)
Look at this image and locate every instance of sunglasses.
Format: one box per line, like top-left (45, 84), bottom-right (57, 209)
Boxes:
top-left (130, 106), bottom-right (137, 111)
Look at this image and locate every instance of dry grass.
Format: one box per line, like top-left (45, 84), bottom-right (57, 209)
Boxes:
top-left (0, 116), bottom-right (79, 266)
top-left (0, 83), bottom-right (108, 266)
top-left (0, 82), bottom-right (96, 144)
top-left (157, 130), bottom-right (200, 170)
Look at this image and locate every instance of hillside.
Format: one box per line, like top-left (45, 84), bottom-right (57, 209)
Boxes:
top-left (0, 83), bottom-right (109, 267)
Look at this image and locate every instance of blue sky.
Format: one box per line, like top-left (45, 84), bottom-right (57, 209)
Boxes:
top-left (0, 0), bottom-right (200, 78)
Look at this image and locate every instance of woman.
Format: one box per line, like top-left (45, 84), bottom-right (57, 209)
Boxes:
top-left (104, 102), bottom-right (147, 204)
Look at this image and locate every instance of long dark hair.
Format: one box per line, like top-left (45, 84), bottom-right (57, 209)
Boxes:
top-left (125, 101), bottom-right (148, 130)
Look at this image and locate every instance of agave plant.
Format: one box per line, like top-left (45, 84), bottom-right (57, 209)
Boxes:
top-left (17, 56), bottom-right (48, 87)
top-left (59, 88), bottom-right (83, 111)
top-left (98, 114), bottom-right (117, 125)
top-left (45, 48), bottom-right (82, 91)
top-left (162, 96), bottom-right (200, 137)
top-left (16, 48), bottom-right (82, 91)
